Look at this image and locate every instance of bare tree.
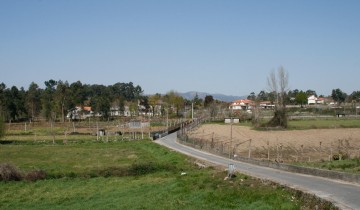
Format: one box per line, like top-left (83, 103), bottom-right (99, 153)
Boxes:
top-left (267, 66), bottom-right (289, 128)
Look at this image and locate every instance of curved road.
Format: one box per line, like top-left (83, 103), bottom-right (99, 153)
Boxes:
top-left (155, 132), bottom-right (360, 210)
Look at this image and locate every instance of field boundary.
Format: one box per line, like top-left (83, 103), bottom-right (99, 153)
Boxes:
top-left (177, 135), bottom-right (360, 185)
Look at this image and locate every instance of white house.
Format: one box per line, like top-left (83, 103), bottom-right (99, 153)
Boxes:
top-left (110, 106), bottom-right (122, 116)
top-left (230, 99), bottom-right (254, 110)
top-left (67, 106), bottom-right (93, 120)
top-left (307, 95), bottom-right (317, 105)
top-left (316, 97), bottom-right (326, 104)
top-left (307, 95), bottom-right (334, 105)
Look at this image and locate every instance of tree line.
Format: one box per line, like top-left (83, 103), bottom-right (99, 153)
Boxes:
top-left (247, 88), bottom-right (360, 106)
top-left (2, 78), bottom-right (358, 124)
top-left (0, 80), bottom-right (223, 123)
top-left (0, 80), bottom-right (143, 122)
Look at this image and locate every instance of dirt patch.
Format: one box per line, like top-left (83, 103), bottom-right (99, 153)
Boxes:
top-left (187, 124), bottom-right (360, 162)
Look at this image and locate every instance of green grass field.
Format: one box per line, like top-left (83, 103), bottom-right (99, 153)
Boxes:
top-left (296, 158), bottom-right (360, 174)
top-left (0, 139), bottom-right (335, 209)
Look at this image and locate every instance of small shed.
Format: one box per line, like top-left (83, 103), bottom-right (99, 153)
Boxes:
top-left (225, 118), bottom-right (240, 124)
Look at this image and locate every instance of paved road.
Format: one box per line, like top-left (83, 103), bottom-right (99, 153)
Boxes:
top-left (155, 132), bottom-right (360, 210)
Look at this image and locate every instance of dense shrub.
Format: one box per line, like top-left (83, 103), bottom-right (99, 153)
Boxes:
top-left (95, 162), bottom-right (176, 178)
top-left (129, 162), bottom-right (158, 176)
top-left (267, 109), bottom-right (288, 128)
top-left (332, 153), bottom-right (349, 161)
top-left (0, 163), bottom-right (23, 181)
top-left (97, 166), bottom-right (128, 177)
top-left (0, 163), bottom-right (47, 182)
top-left (128, 162), bottom-right (176, 176)
top-left (25, 170), bottom-right (47, 181)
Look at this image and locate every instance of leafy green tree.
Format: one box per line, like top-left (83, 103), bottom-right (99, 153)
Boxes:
top-left (349, 91), bottom-right (360, 102)
top-left (193, 93), bottom-right (203, 109)
top-left (55, 80), bottom-right (70, 122)
top-left (306, 90), bottom-right (317, 97)
top-left (204, 95), bottom-right (214, 108)
top-left (331, 88), bottom-right (347, 105)
top-left (257, 90), bottom-right (268, 101)
top-left (247, 92), bottom-right (256, 101)
top-left (163, 91), bottom-right (184, 116)
top-left (26, 82), bottom-right (41, 120)
top-left (295, 91), bottom-right (307, 108)
top-left (0, 83), bottom-right (6, 117)
top-left (69, 81), bottom-right (88, 107)
top-left (111, 82), bottom-right (143, 101)
top-left (1, 80), bottom-right (147, 121)
top-left (139, 96), bottom-right (150, 114)
top-left (148, 93), bottom-right (162, 116)
top-left (4, 86), bottom-right (27, 121)
top-left (128, 100), bottom-right (138, 116)
top-left (89, 85), bottom-right (111, 119)
top-left (287, 89), bottom-right (299, 104)
top-left (173, 94), bottom-right (184, 116)
top-left (42, 79), bottom-right (57, 121)
top-left (109, 82), bottom-right (143, 115)
top-left (17, 87), bottom-right (27, 119)
top-left (289, 89), bottom-right (299, 97)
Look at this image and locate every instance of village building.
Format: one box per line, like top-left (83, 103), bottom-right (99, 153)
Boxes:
top-left (66, 106), bottom-right (93, 120)
top-left (229, 99), bottom-right (254, 110)
top-left (307, 95), bottom-right (334, 105)
top-left (259, 101), bottom-right (275, 109)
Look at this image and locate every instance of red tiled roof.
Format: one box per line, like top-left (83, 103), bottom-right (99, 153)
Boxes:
top-left (232, 99), bottom-right (253, 104)
top-left (83, 106), bottom-right (92, 111)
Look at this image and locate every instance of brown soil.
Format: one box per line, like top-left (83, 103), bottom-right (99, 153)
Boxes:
top-left (187, 124), bottom-right (360, 162)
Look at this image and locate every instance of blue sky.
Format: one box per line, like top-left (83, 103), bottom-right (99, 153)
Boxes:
top-left (1, 0), bottom-right (359, 97)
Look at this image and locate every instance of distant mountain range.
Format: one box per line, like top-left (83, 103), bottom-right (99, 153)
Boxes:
top-left (178, 91), bottom-right (246, 102)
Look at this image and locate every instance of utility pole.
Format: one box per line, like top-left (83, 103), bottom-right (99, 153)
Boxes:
top-left (166, 108), bottom-right (168, 133)
top-left (248, 139), bottom-right (252, 159)
top-left (191, 103), bottom-right (194, 120)
top-left (229, 108), bottom-right (233, 159)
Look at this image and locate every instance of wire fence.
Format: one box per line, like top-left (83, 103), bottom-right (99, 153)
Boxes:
top-left (178, 122), bottom-right (360, 163)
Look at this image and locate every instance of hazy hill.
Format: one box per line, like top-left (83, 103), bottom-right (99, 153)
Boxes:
top-left (179, 91), bottom-right (246, 102)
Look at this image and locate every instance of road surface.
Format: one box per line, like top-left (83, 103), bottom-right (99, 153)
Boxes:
top-left (155, 132), bottom-right (360, 210)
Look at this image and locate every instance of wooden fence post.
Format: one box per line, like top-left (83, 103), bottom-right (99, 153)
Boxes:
top-left (267, 141), bottom-right (270, 161)
top-left (330, 142), bottom-right (333, 161)
top-left (248, 139), bottom-right (252, 159)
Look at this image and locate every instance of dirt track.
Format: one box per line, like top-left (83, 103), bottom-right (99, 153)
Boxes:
top-left (188, 124), bottom-right (360, 162)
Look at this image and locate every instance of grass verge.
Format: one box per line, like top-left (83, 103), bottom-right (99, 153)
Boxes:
top-left (296, 158), bottom-right (360, 174)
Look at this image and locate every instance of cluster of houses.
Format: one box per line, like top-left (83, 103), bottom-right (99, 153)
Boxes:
top-left (66, 103), bottom-right (160, 120)
top-left (229, 95), bottom-right (335, 111)
top-left (67, 95), bottom-right (337, 120)
top-left (229, 99), bottom-right (274, 111)
top-left (307, 95), bottom-right (335, 105)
